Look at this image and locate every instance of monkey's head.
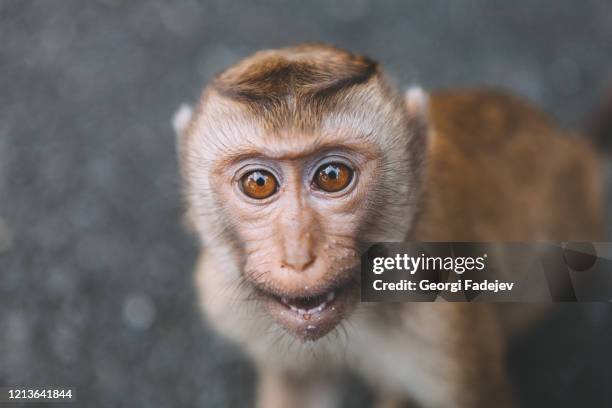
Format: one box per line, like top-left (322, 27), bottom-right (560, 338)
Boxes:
top-left (176, 44), bottom-right (428, 342)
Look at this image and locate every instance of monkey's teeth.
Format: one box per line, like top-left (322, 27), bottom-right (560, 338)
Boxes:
top-left (287, 304), bottom-right (302, 314)
top-left (306, 301), bottom-right (326, 314)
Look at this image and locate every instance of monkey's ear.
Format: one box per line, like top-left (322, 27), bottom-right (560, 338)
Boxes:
top-left (404, 86), bottom-right (429, 118)
top-left (172, 103), bottom-right (194, 145)
top-left (173, 104), bottom-right (199, 235)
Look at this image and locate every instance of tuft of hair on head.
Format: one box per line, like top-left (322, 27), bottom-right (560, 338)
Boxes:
top-left (210, 44), bottom-right (380, 108)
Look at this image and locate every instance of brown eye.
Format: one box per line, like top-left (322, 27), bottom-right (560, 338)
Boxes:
top-left (314, 163), bottom-right (353, 192)
top-left (240, 170), bottom-right (278, 199)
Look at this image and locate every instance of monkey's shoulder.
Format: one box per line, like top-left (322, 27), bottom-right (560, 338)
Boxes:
top-left (428, 88), bottom-right (560, 149)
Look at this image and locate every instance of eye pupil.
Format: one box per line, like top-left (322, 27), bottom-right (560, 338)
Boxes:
top-left (326, 167), bottom-right (338, 179)
top-left (256, 177), bottom-right (265, 186)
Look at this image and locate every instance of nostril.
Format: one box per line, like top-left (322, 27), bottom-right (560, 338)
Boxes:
top-left (302, 256), bottom-right (316, 270)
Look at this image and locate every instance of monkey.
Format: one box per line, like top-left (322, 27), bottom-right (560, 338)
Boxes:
top-left (173, 44), bottom-right (604, 407)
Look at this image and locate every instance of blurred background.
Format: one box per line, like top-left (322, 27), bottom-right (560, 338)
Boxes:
top-left (1, 0), bottom-right (612, 406)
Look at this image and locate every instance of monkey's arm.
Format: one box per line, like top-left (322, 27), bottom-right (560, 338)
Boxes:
top-left (361, 303), bottom-right (513, 408)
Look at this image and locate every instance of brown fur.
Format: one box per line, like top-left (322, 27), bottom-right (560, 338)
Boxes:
top-left (415, 89), bottom-right (603, 241)
top-left (213, 43), bottom-right (378, 107)
top-left (204, 44), bottom-right (392, 133)
top-left (175, 44), bottom-right (604, 408)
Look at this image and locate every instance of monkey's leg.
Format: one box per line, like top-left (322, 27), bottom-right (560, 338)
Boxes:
top-left (256, 365), bottom-right (340, 408)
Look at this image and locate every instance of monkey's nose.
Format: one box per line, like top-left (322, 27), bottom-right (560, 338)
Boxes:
top-left (281, 255), bottom-right (316, 272)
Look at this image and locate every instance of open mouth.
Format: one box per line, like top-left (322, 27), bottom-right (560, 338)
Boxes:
top-left (260, 282), bottom-right (357, 341)
top-left (279, 291), bottom-right (336, 318)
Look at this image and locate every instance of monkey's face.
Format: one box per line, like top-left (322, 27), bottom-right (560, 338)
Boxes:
top-left (211, 137), bottom-right (378, 341)
top-left (180, 59), bottom-right (426, 342)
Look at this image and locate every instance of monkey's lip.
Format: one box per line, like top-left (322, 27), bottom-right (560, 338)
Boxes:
top-left (260, 282), bottom-right (357, 342)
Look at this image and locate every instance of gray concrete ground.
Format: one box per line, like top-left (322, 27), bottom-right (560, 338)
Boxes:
top-left (1, 1), bottom-right (612, 406)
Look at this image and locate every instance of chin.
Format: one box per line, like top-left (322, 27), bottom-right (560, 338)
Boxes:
top-left (257, 279), bottom-right (360, 342)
